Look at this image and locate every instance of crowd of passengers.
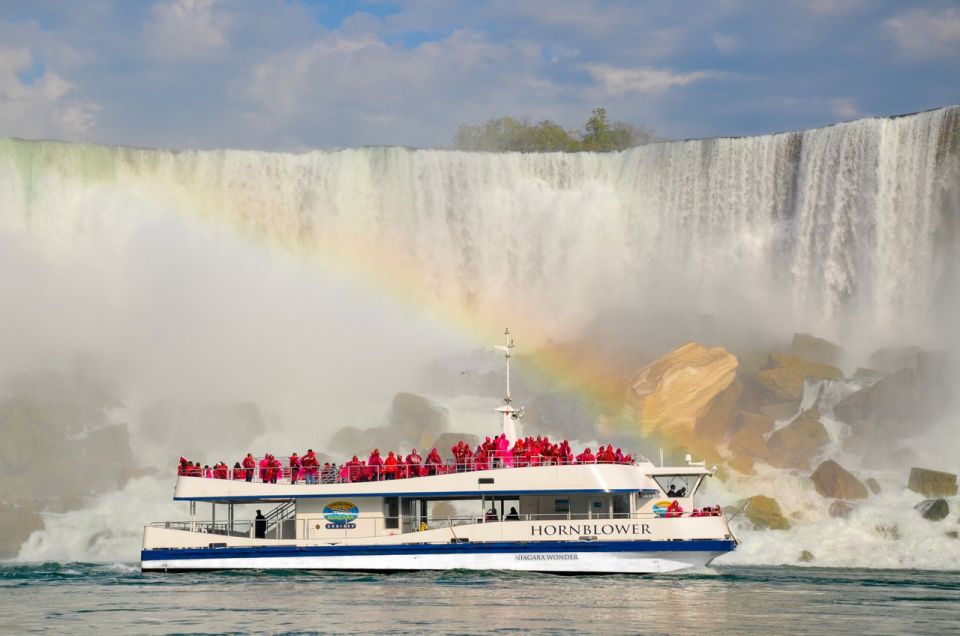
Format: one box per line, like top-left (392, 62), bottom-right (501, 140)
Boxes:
top-left (660, 500), bottom-right (724, 518)
top-left (177, 433), bottom-right (639, 485)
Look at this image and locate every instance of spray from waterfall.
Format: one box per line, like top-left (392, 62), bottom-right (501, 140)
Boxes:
top-left (1, 106), bottom-right (958, 565)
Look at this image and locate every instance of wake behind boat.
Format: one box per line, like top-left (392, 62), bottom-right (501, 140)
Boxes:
top-left (141, 330), bottom-right (738, 574)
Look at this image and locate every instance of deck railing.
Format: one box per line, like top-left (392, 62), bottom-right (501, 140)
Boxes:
top-left (149, 510), bottom-right (725, 542)
top-left (179, 454), bottom-right (651, 485)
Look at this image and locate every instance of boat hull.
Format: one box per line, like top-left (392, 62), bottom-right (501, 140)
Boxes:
top-left (141, 539), bottom-right (735, 574)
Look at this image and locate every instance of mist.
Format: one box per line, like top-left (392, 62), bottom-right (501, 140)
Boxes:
top-left (1, 106), bottom-right (958, 565)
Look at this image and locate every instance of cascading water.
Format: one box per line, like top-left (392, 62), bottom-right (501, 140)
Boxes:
top-left (1, 106), bottom-right (958, 565)
top-left (3, 106), bottom-right (958, 348)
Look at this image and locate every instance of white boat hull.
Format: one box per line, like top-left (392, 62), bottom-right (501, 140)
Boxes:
top-left (141, 539), bottom-right (735, 574)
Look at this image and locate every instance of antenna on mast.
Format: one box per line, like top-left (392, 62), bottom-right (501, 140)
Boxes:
top-left (494, 327), bottom-right (522, 443)
top-left (503, 327), bottom-right (514, 404)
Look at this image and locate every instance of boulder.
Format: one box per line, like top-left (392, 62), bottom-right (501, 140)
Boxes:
top-left (869, 346), bottom-right (923, 374)
top-left (755, 366), bottom-right (806, 401)
top-left (431, 432), bottom-right (480, 461)
top-left (908, 467), bottom-right (959, 497)
top-left (328, 426), bottom-right (370, 456)
top-left (728, 455), bottom-right (755, 475)
top-left (0, 504), bottom-right (43, 559)
top-left (735, 351), bottom-right (772, 375)
top-left (833, 369), bottom-right (934, 453)
top-left (628, 342), bottom-right (738, 441)
top-left (798, 550), bottom-right (815, 563)
top-left (866, 478), bottom-right (882, 495)
top-left (743, 495), bottom-right (791, 530)
top-left (791, 333), bottom-right (843, 367)
top-left (729, 411), bottom-right (774, 458)
top-left (759, 401), bottom-right (801, 420)
top-left (915, 499), bottom-right (949, 522)
top-left (755, 354), bottom-right (842, 401)
top-left (0, 397), bottom-right (136, 504)
top-left (141, 401), bottom-right (265, 458)
top-left (694, 377), bottom-right (744, 442)
top-left (388, 392), bottom-right (448, 447)
top-left (765, 408), bottom-right (830, 470)
top-left (853, 368), bottom-right (884, 380)
top-left (828, 501), bottom-right (854, 519)
top-left (525, 391), bottom-right (600, 440)
top-left (915, 351), bottom-right (953, 414)
top-left (811, 460), bottom-right (868, 499)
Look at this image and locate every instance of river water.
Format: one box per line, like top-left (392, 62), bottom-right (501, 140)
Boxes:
top-left (1, 563), bottom-right (957, 634)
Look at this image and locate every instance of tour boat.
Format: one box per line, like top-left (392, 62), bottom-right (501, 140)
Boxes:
top-left (141, 330), bottom-right (738, 573)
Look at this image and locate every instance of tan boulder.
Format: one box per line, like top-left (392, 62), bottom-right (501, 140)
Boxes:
top-left (0, 397), bottom-right (135, 504)
top-left (736, 351), bottom-right (772, 375)
top-left (755, 366), bottom-right (806, 401)
top-left (791, 333), bottom-right (843, 367)
top-left (0, 504), bottom-right (43, 559)
top-left (769, 354), bottom-right (843, 380)
top-left (756, 354), bottom-right (843, 401)
top-left (629, 342), bottom-right (738, 441)
top-left (744, 495), bottom-right (791, 530)
top-left (728, 455), bottom-right (755, 475)
top-left (694, 377), bottom-right (743, 442)
top-left (766, 408), bottom-right (830, 469)
top-left (760, 401), bottom-right (801, 420)
top-left (729, 411), bottom-right (774, 458)
top-left (908, 467), bottom-right (958, 497)
top-left (828, 501), bottom-right (855, 519)
top-left (811, 460), bottom-right (868, 499)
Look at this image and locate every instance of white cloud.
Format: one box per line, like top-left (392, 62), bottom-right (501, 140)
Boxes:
top-left (712, 33), bottom-right (738, 55)
top-left (145, 0), bottom-right (232, 59)
top-left (580, 64), bottom-right (710, 96)
top-left (0, 48), bottom-right (99, 138)
top-left (831, 98), bottom-right (861, 120)
top-left (886, 7), bottom-right (960, 59)
top-left (804, 0), bottom-right (873, 14)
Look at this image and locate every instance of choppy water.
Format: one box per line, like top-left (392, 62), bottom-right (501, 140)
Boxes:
top-left (1, 563), bottom-right (957, 634)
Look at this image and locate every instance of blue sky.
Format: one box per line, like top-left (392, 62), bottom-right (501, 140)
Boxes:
top-left (1, 0), bottom-right (958, 150)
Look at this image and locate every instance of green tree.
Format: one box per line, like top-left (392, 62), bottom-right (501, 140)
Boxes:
top-left (581, 107), bottom-right (612, 151)
top-left (452, 108), bottom-right (657, 152)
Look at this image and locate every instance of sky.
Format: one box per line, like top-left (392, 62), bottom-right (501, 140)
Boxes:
top-left (0, 0), bottom-right (959, 151)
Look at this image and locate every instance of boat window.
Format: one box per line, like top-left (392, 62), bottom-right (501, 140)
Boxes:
top-left (653, 475), bottom-right (701, 498)
top-left (554, 499), bottom-right (569, 514)
top-left (384, 497), bottom-right (399, 529)
top-left (612, 494), bottom-right (630, 517)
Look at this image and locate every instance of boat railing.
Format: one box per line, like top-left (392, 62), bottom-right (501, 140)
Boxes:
top-left (179, 454), bottom-right (651, 485)
top-left (150, 509), bottom-right (725, 541)
top-left (150, 520), bottom-right (253, 537)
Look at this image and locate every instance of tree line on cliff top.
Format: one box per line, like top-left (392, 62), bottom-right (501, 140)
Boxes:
top-left (452, 107), bottom-right (658, 152)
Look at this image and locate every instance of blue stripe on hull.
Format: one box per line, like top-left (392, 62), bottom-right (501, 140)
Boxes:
top-left (141, 539), bottom-right (736, 562)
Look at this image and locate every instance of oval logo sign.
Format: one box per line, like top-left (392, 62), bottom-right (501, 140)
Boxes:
top-left (323, 501), bottom-right (359, 525)
top-left (652, 500), bottom-right (672, 517)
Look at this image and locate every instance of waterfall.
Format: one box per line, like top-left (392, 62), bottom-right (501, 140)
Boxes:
top-left (2, 107), bottom-right (959, 566)
top-left (2, 106), bottom-right (957, 351)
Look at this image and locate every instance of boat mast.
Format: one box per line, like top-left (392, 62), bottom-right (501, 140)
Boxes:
top-left (495, 327), bottom-right (522, 443)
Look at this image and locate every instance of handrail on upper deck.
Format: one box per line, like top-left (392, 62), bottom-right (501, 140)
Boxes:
top-left (178, 453), bottom-right (658, 486)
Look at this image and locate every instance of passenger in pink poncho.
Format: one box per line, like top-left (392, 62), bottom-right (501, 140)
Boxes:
top-left (496, 434), bottom-right (512, 468)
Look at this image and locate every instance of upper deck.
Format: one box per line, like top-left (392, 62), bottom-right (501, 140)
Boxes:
top-left (173, 460), bottom-right (713, 502)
